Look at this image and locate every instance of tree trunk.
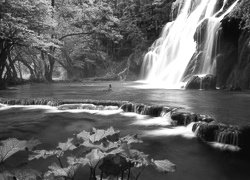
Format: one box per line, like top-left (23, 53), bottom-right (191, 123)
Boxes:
top-left (7, 52), bottom-right (18, 80)
top-left (0, 78), bottom-right (7, 90)
top-left (18, 61), bottom-right (23, 81)
top-left (41, 52), bottom-right (54, 82)
top-left (19, 59), bottom-right (35, 80)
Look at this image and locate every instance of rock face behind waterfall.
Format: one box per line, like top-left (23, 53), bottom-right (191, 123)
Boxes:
top-left (216, 16), bottom-right (242, 88)
top-left (185, 74), bottom-right (217, 89)
top-left (189, 13), bottom-right (250, 89)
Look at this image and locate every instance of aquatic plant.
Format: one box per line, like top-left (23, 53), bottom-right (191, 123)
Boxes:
top-left (0, 127), bottom-right (175, 180)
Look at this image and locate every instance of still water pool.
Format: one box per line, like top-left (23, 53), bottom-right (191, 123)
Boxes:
top-left (0, 81), bottom-right (250, 180)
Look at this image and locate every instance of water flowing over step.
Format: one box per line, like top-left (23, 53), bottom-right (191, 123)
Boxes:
top-left (192, 122), bottom-right (250, 150)
top-left (1, 97), bottom-right (249, 150)
top-left (0, 98), bottom-right (127, 107)
top-left (0, 98), bottom-right (214, 124)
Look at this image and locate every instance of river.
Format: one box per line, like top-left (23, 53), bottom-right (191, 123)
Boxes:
top-left (0, 81), bottom-right (250, 180)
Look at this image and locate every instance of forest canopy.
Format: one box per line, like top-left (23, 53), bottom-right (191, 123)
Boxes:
top-left (0, 0), bottom-right (174, 89)
top-left (0, 0), bottom-right (248, 89)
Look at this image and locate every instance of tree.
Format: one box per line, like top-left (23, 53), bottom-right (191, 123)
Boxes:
top-left (229, 0), bottom-right (250, 30)
top-left (0, 0), bottom-right (57, 88)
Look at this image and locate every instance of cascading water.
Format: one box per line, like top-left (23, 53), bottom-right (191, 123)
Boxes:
top-left (199, 0), bottom-right (240, 75)
top-left (140, 0), bottom-right (239, 89)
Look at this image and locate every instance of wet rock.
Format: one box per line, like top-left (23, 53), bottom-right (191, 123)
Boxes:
top-left (185, 74), bottom-right (217, 90)
top-left (195, 123), bottom-right (220, 142)
top-left (120, 103), bottom-right (173, 117)
top-left (194, 19), bottom-right (208, 43)
top-left (193, 122), bottom-right (242, 147)
top-left (238, 125), bottom-right (250, 150)
top-left (221, 85), bottom-right (242, 91)
top-left (184, 76), bottom-right (201, 89)
top-left (171, 112), bottom-right (198, 126)
top-left (197, 114), bottom-right (214, 123)
top-left (217, 16), bottom-right (246, 88)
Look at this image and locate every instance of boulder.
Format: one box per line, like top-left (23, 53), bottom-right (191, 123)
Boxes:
top-left (194, 123), bottom-right (220, 142)
top-left (238, 125), bottom-right (250, 150)
top-left (171, 112), bottom-right (198, 126)
top-left (120, 102), bottom-right (173, 117)
top-left (193, 122), bottom-right (243, 147)
top-left (185, 74), bottom-right (217, 90)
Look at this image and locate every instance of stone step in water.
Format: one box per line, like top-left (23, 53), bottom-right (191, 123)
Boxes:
top-left (192, 122), bottom-right (250, 150)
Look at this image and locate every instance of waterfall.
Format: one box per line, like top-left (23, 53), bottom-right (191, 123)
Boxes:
top-left (199, 0), bottom-right (240, 75)
top-left (140, 0), bottom-right (239, 89)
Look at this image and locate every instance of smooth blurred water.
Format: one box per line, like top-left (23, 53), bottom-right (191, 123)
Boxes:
top-left (140, 0), bottom-right (239, 88)
top-left (1, 81), bottom-right (250, 125)
top-left (0, 81), bottom-right (250, 180)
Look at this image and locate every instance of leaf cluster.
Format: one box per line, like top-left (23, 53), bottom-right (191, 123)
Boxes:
top-left (27, 127), bottom-right (175, 180)
top-left (0, 127), bottom-right (176, 180)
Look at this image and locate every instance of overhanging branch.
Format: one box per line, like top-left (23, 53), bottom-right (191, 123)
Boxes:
top-left (59, 32), bottom-right (94, 41)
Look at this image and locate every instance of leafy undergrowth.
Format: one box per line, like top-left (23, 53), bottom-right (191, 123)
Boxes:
top-left (0, 127), bottom-right (176, 180)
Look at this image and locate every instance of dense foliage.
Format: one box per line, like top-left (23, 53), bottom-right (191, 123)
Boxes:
top-left (229, 0), bottom-right (250, 30)
top-left (0, 0), bottom-right (174, 89)
top-left (0, 127), bottom-right (176, 180)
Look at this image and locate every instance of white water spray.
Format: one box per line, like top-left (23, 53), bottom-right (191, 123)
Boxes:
top-left (140, 0), bottom-right (239, 89)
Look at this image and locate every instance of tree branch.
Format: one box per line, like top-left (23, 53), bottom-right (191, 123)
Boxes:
top-left (59, 32), bottom-right (94, 41)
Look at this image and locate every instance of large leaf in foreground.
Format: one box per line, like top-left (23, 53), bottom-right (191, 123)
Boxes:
top-left (77, 127), bottom-right (119, 143)
top-left (89, 127), bottom-right (119, 142)
top-left (81, 140), bottom-right (118, 152)
top-left (67, 156), bottom-right (89, 166)
top-left (28, 150), bottom-right (61, 161)
top-left (152, 159), bottom-right (176, 173)
top-left (76, 130), bottom-right (91, 141)
top-left (120, 134), bottom-right (143, 144)
top-left (0, 138), bottom-right (27, 163)
top-left (57, 138), bottom-right (77, 151)
top-left (45, 163), bottom-right (79, 178)
top-left (85, 149), bottom-right (105, 167)
top-left (0, 164), bottom-right (41, 180)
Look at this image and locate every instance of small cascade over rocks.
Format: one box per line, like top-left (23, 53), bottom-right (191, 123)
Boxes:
top-left (192, 122), bottom-right (250, 150)
top-left (120, 102), bottom-right (174, 117)
top-left (1, 97), bottom-right (250, 150)
top-left (171, 111), bottom-right (214, 126)
top-left (57, 104), bottom-right (119, 111)
top-left (140, 0), bottom-right (240, 89)
top-left (0, 98), bottom-right (127, 107)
